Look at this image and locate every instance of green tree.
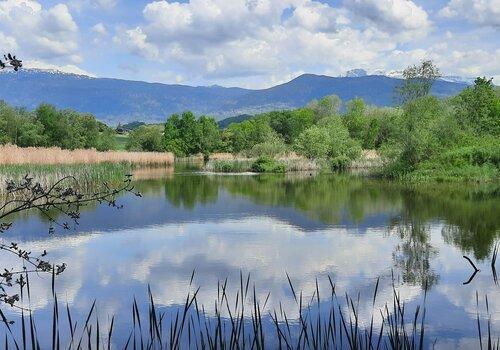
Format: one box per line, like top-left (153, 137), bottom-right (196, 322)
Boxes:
top-left (344, 98), bottom-right (368, 142)
top-left (307, 95), bottom-right (341, 122)
top-left (294, 126), bottom-right (330, 159)
top-left (198, 116), bottom-right (221, 157)
top-left (452, 77), bottom-right (500, 136)
top-left (127, 126), bottom-right (165, 152)
top-left (35, 104), bottom-right (70, 148)
top-left (395, 60), bottom-right (441, 104)
top-left (268, 109), bottom-right (313, 144)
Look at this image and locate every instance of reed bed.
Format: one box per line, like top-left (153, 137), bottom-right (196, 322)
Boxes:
top-left (0, 145), bottom-right (174, 166)
top-left (2, 272), bottom-right (496, 349)
top-left (349, 150), bottom-right (383, 169)
top-left (0, 163), bottom-right (132, 195)
top-left (205, 153), bottom-right (320, 173)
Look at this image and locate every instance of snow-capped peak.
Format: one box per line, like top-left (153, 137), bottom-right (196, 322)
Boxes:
top-left (342, 68), bottom-right (473, 84)
top-left (0, 67), bottom-right (95, 79)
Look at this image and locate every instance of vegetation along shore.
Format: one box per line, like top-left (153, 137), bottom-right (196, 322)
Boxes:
top-left (0, 61), bottom-right (499, 181)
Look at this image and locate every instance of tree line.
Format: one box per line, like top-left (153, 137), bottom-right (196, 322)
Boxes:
top-left (0, 102), bottom-right (116, 151)
top-left (148, 60), bottom-right (498, 178)
top-left (2, 60), bottom-right (498, 179)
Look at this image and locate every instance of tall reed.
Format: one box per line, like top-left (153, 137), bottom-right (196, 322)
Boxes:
top-left (2, 272), bottom-right (495, 349)
top-left (0, 144), bottom-right (174, 166)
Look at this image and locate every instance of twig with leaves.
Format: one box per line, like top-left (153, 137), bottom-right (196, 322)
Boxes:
top-left (0, 173), bottom-right (138, 315)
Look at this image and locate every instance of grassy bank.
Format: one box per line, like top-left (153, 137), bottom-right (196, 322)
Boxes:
top-left (0, 144), bottom-right (174, 166)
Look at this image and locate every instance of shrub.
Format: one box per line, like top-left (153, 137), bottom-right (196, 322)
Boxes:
top-left (247, 133), bottom-right (288, 158)
top-left (251, 157), bottom-right (286, 173)
top-left (330, 155), bottom-right (351, 170)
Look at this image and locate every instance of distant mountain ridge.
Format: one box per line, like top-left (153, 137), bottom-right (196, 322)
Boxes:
top-left (0, 69), bottom-right (468, 124)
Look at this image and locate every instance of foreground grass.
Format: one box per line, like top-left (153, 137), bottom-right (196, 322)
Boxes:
top-left (2, 272), bottom-right (497, 349)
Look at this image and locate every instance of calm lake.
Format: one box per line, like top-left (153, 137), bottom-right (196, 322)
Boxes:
top-left (2, 170), bottom-right (499, 348)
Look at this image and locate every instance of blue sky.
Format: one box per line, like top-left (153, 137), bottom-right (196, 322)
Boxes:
top-left (0, 0), bottom-right (498, 88)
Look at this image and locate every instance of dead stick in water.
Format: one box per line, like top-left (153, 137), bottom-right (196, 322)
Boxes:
top-left (463, 256), bottom-right (480, 272)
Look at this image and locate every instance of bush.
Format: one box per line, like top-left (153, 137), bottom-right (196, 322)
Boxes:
top-left (251, 157), bottom-right (286, 173)
top-left (204, 159), bottom-right (254, 173)
top-left (330, 155), bottom-right (351, 170)
top-left (247, 133), bottom-right (288, 158)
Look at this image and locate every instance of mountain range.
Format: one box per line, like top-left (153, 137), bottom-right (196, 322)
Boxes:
top-left (0, 69), bottom-right (469, 124)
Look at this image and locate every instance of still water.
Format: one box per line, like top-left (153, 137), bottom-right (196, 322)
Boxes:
top-left (2, 171), bottom-right (499, 348)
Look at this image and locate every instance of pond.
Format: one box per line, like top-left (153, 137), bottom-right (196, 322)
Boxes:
top-left (1, 170), bottom-right (499, 348)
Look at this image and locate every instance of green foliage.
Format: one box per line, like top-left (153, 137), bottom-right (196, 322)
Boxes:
top-left (293, 125), bottom-right (331, 159)
top-left (226, 117), bottom-right (274, 153)
top-left (198, 116), bottom-right (220, 156)
top-left (164, 112), bottom-right (221, 157)
top-left (452, 77), bottom-right (500, 136)
top-left (204, 159), bottom-right (254, 173)
top-left (268, 109), bottom-right (314, 144)
top-left (344, 98), bottom-right (368, 141)
top-left (247, 133), bottom-right (288, 158)
top-left (294, 116), bottom-right (361, 167)
top-left (0, 101), bottom-right (116, 151)
top-left (307, 95), bottom-right (341, 122)
top-left (381, 74), bottom-right (500, 182)
top-left (126, 125), bottom-right (165, 152)
top-left (251, 157), bottom-right (286, 173)
top-left (395, 60), bottom-right (441, 104)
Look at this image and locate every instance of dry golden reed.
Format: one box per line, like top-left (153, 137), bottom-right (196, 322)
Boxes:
top-left (0, 144), bottom-right (174, 166)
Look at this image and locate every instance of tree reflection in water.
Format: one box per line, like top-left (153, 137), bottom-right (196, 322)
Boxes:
top-left (162, 173), bottom-right (499, 291)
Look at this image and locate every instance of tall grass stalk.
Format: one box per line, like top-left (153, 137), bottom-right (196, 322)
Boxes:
top-left (0, 144), bottom-right (174, 166)
top-left (2, 272), bottom-right (493, 349)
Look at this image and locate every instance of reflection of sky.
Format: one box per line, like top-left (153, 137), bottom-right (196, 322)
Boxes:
top-left (1, 176), bottom-right (498, 347)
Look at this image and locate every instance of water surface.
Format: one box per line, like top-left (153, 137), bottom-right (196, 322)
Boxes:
top-left (2, 172), bottom-right (499, 348)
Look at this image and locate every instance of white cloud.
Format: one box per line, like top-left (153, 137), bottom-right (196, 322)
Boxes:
top-left (92, 22), bottom-right (108, 36)
top-left (439, 0), bottom-right (500, 27)
top-left (344, 0), bottom-right (431, 35)
top-left (114, 26), bottom-right (159, 60)
top-left (286, 1), bottom-right (349, 32)
top-left (0, 1), bottom-right (80, 62)
top-left (115, 0), bottom-right (423, 86)
top-left (0, 30), bottom-right (18, 52)
top-left (128, 0), bottom-right (497, 88)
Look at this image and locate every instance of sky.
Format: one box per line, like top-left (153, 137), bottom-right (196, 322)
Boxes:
top-left (0, 0), bottom-right (498, 88)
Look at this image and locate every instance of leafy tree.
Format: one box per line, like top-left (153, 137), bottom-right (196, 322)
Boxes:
top-left (384, 96), bottom-right (449, 170)
top-left (344, 98), bottom-right (368, 142)
top-left (164, 114), bottom-right (186, 156)
top-left (226, 118), bottom-right (273, 153)
top-left (248, 133), bottom-right (288, 158)
top-left (395, 60), bottom-right (441, 104)
top-left (452, 77), bottom-right (500, 136)
top-left (320, 116), bottom-right (362, 161)
top-left (198, 116), bottom-right (221, 157)
top-left (0, 102), bottom-right (21, 144)
top-left (164, 112), bottom-right (221, 157)
top-left (268, 109), bottom-right (313, 144)
top-left (127, 126), bottom-right (165, 152)
top-left (35, 104), bottom-right (69, 147)
top-left (178, 111), bottom-right (202, 155)
top-left (307, 95), bottom-right (341, 122)
top-left (294, 126), bottom-right (330, 159)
